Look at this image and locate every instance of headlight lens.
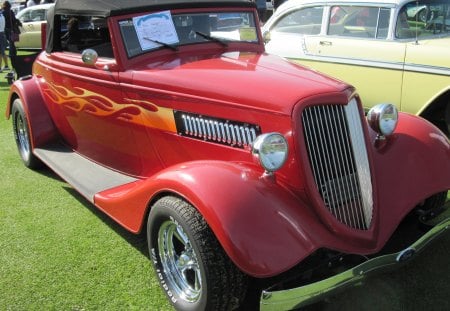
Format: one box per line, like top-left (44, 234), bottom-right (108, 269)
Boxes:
top-left (367, 103), bottom-right (398, 137)
top-left (252, 133), bottom-right (288, 172)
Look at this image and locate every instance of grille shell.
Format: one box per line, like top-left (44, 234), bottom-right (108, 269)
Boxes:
top-left (301, 99), bottom-right (373, 230)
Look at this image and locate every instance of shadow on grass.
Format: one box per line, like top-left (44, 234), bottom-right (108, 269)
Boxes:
top-left (0, 79), bottom-right (12, 92)
top-left (62, 185), bottom-right (150, 258)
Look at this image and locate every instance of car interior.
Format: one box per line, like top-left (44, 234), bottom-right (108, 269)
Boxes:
top-left (59, 15), bottom-right (113, 58)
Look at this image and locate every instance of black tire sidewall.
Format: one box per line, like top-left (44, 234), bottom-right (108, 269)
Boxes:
top-left (11, 99), bottom-right (34, 167)
top-left (147, 202), bottom-right (208, 311)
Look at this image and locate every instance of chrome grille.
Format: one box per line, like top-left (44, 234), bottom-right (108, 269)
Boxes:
top-left (174, 111), bottom-right (261, 148)
top-left (302, 99), bottom-right (373, 230)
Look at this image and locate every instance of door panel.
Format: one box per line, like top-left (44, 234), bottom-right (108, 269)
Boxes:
top-left (39, 52), bottom-right (144, 176)
top-left (301, 36), bottom-right (407, 109)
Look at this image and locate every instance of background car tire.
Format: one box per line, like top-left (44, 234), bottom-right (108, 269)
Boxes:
top-left (415, 191), bottom-right (448, 222)
top-left (11, 98), bottom-right (41, 169)
top-left (147, 196), bottom-right (247, 311)
top-left (417, 8), bottom-right (428, 23)
top-left (420, 191), bottom-right (448, 210)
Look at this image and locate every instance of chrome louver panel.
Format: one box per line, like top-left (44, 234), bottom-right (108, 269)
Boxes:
top-left (174, 111), bottom-right (261, 148)
top-left (302, 99), bottom-right (373, 230)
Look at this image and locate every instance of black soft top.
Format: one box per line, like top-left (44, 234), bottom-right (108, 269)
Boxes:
top-left (47, 0), bottom-right (255, 53)
top-left (54, 0), bottom-right (255, 17)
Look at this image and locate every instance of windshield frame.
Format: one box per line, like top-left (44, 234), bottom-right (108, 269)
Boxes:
top-left (118, 8), bottom-right (261, 58)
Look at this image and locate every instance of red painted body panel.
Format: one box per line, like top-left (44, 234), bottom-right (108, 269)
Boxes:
top-left (6, 78), bottom-right (58, 148)
top-left (34, 53), bottom-right (160, 176)
top-left (95, 114), bottom-right (450, 277)
top-left (93, 115), bottom-right (449, 277)
top-left (94, 161), bottom-right (322, 277)
top-left (369, 114), bottom-right (450, 245)
top-left (130, 52), bottom-right (348, 115)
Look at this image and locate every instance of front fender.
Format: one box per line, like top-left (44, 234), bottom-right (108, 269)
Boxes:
top-left (94, 115), bottom-right (450, 278)
top-left (370, 113), bottom-right (450, 244)
top-left (6, 77), bottom-right (58, 148)
top-left (95, 161), bottom-right (330, 278)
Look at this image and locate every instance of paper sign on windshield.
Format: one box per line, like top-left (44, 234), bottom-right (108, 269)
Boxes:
top-left (133, 11), bottom-right (179, 50)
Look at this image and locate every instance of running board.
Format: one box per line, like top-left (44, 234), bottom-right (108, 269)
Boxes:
top-left (34, 143), bottom-right (138, 202)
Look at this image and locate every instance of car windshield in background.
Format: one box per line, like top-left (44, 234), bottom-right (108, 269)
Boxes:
top-left (398, 0), bottom-right (450, 38)
top-left (119, 11), bottom-right (258, 58)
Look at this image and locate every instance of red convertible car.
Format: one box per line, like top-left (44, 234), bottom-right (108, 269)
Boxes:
top-left (5, 0), bottom-right (450, 310)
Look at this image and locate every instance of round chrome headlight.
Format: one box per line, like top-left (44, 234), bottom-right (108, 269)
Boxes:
top-left (367, 103), bottom-right (398, 137)
top-left (252, 133), bottom-right (288, 172)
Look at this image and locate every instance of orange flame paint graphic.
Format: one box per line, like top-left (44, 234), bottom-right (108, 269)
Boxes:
top-left (42, 83), bottom-right (177, 133)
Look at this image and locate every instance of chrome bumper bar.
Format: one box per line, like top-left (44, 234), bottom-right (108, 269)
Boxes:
top-left (260, 213), bottom-right (450, 311)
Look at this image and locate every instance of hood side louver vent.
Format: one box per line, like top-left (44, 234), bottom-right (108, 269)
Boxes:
top-left (174, 111), bottom-right (261, 149)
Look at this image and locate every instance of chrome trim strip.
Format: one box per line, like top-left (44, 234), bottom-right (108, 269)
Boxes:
top-left (260, 216), bottom-right (450, 311)
top-left (344, 99), bottom-right (373, 227)
top-left (404, 63), bottom-right (450, 76)
top-left (299, 53), bottom-right (450, 76)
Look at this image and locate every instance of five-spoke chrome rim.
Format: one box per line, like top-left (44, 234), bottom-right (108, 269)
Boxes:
top-left (15, 112), bottom-right (31, 160)
top-left (158, 219), bottom-right (202, 303)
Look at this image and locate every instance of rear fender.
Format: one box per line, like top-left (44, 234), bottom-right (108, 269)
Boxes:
top-left (95, 161), bottom-right (328, 278)
top-left (6, 78), bottom-right (58, 148)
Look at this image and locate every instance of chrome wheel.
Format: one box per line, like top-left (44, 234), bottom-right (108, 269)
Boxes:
top-left (14, 110), bottom-right (31, 161)
top-left (11, 99), bottom-right (40, 169)
top-left (148, 196), bottom-right (247, 310)
top-left (158, 219), bottom-right (202, 303)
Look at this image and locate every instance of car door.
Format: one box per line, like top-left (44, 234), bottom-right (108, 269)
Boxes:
top-left (301, 5), bottom-right (406, 109)
top-left (266, 4), bottom-right (407, 110)
top-left (40, 15), bottom-right (144, 176)
top-left (264, 5), bottom-right (325, 59)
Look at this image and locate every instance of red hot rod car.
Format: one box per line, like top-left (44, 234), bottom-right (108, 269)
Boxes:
top-left (5, 0), bottom-right (450, 310)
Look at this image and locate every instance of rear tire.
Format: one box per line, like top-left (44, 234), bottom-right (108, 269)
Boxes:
top-left (147, 196), bottom-right (247, 311)
top-left (11, 98), bottom-right (41, 169)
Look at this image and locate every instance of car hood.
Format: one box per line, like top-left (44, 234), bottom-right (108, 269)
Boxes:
top-left (130, 52), bottom-right (350, 115)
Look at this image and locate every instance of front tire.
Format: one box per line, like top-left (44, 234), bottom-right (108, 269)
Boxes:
top-left (11, 98), bottom-right (41, 169)
top-left (147, 196), bottom-right (247, 311)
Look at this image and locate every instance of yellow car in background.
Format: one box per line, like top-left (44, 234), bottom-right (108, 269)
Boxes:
top-left (15, 3), bottom-right (54, 50)
top-left (263, 0), bottom-right (450, 136)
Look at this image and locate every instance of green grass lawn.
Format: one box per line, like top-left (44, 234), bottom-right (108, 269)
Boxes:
top-left (0, 77), bottom-right (171, 309)
top-left (0, 69), bottom-right (449, 310)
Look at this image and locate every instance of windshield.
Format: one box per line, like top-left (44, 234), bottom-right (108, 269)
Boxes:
top-left (396, 0), bottom-right (449, 38)
top-left (119, 10), bottom-right (259, 58)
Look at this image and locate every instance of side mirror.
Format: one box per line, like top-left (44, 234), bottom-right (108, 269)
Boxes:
top-left (263, 31), bottom-right (271, 44)
top-left (81, 49), bottom-right (98, 65)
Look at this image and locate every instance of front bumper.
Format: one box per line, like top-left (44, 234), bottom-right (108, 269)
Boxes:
top-left (260, 204), bottom-right (450, 311)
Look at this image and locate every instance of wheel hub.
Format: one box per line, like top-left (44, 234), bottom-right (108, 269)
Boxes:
top-left (158, 220), bottom-right (202, 303)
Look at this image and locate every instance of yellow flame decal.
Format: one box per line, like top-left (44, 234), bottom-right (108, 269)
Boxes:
top-left (42, 83), bottom-right (177, 133)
